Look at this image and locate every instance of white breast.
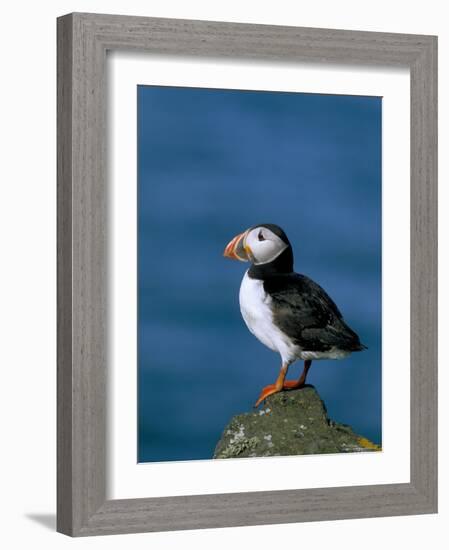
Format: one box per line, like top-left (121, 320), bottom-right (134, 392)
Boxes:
top-left (239, 271), bottom-right (298, 365)
top-left (239, 271), bottom-right (352, 364)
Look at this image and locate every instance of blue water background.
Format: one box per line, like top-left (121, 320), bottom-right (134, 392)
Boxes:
top-left (137, 86), bottom-right (382, 462)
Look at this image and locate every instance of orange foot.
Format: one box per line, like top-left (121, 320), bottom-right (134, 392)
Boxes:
top-left (282, 380), bottom-right (305, 390)
top-left (254, 381), bottom-right (305, 408)
top-left (254, 384), bottom-right (279, 408)
top-left (254, 360), bottom-right (312, 408)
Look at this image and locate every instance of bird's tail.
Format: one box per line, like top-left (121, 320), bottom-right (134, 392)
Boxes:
top-left (354, 342), bottom-right (368, 351)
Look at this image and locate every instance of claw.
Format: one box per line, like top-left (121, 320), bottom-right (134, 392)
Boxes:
top-left (254, 384), bottom-right (278, 408)
top-left (253, 360), bottom-right (313, 408)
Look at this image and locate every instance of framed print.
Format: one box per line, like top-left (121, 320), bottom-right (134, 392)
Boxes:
top-left (57, 13), bottom-right (437, 536)
top-left (135, 85), bottom-right (383, 464)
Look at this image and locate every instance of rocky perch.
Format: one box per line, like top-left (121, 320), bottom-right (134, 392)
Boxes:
top-left (213, 386), bottom-right (380, 459)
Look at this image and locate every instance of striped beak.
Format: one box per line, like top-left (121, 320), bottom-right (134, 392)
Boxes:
top-left (223, 231), bottom-right (249, 262)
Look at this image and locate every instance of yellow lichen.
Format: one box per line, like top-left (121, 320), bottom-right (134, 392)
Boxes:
top-left (357, 437), bottom-right (381, 451)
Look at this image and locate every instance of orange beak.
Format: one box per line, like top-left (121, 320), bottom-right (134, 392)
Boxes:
top-left (223, 231), bottom-right (250, 262)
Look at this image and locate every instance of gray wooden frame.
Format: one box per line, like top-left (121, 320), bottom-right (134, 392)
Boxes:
top-left (57, 12), bottom-right (438, 537)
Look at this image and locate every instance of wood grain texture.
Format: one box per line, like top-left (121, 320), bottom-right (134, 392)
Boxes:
top-left (57, 13), bottom-right (74, 536)
top-left (57, 12), bottom-right (438, 537)
top-left (409, 36), bottom-right (438, 508)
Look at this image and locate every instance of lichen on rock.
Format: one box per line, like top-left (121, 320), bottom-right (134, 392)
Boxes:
top-left (213, 385), bottom-right (381, 459)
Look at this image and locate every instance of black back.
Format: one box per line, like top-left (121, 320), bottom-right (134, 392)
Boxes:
top-left (263, 273), bottom-right (365, 352)
top-left (245, 223), bottom-right (365, 353)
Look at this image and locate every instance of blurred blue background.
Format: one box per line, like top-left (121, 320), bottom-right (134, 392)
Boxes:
top-left (137, 86), bottom-right (382, 462)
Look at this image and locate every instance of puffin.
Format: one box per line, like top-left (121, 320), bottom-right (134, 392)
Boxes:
top-left (223, 223), bottom-right (366, 407)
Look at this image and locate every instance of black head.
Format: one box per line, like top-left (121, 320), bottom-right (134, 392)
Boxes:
top-left (223, 223), bottom-right (294, 278)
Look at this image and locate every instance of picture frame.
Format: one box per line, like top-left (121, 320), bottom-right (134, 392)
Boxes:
top-left (57, 12), bottom-right (437, 536)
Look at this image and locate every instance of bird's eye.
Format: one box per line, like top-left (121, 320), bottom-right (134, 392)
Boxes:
top-left (258, 230), bottom-right (265, 242)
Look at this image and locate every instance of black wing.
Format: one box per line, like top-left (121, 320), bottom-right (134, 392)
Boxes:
top-left (264, 273), bottom-right (365, 353)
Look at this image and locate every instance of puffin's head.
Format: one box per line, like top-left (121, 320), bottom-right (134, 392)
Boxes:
top-left (223, 224), bottom-right (291, 265)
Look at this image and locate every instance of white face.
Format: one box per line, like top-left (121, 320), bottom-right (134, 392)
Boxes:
top-left (244, 226), bottom-right (288, 265)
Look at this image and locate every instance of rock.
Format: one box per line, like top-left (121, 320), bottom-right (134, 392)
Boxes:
top-left (213, 385), bottom-right (380, 459)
